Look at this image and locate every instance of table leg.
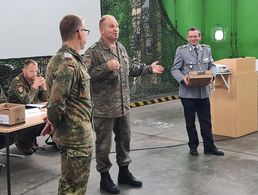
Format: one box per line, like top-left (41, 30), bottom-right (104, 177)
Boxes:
top-left (5, 134), bottom-right (11, 195)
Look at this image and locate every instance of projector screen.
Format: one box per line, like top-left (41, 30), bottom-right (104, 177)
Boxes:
top-left (0, 0), bottom-right (101, 58)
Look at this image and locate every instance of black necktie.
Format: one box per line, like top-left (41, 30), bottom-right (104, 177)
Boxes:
top-left (194, 47), bottom-right (198, 56)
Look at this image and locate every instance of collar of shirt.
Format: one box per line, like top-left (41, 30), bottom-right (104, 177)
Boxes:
top-left (191, 44), bottom-right (199, 50)
top-left (99, 37), bottom-right (118, 52)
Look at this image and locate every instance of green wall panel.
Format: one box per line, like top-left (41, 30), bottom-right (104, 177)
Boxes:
top-left (203, 0), bottom-right (233, 60)
top-left (176, 0), bottom-right (203, 38)
top-left (162, 0), bottom-right (176, 25)
top-left (237, 0), bottom-right (258, 58)
top-left (162, 0), bottom-right (258, 60)
top-left (162, 0), bottom-right (203, 38)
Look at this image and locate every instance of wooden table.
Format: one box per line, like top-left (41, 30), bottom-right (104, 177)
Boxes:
top-left (0, 109), bottom-right (46, 195)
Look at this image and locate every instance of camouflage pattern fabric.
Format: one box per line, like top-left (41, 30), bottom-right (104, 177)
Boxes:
top-left (46, 44), bottom-right (93, 148)
top-left (94, 114), bottom-right (131, 172)
top-left (46, 44), bottom-right (93, 194)
top-left (6, 74), bottom-right (47, 152)
top-left (58, 146), bottom-right (92, 195)
top-left (84, 38), bottom-right (153, 118)
top-left (0, 85), bottom-right (8, 149)
top-left (0, 85), bottom-right (7, 103)
top-left (8, 73), bottom-right (48, 104)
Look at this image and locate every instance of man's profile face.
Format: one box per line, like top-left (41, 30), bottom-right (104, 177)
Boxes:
top-left (79, 21), bottom-right (88, 50)
top-left (187, 30), bottom-right (202, 46)
top-left (23, 63), bottom-right (38, 81)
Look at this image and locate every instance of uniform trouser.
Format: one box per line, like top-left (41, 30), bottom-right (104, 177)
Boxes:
top-left (181, 98), bottom-right (216, 151)
top-left (15, 123), bottom-right (44, 146)
top-left (94, 114), bottom-right (132, 173)
top-left (58, 146), bottom-right (92, 195)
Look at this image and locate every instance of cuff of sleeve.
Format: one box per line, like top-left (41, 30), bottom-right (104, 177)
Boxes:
top-left (31, 87), bottom-right (38, 92)
top-left (49, 122), bottom-right (58, 130)
top-left (148, 65), bottom-right (153, 74)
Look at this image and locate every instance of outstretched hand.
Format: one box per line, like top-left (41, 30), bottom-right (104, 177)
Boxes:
top-left (150, 61), bottom-right (164, 74)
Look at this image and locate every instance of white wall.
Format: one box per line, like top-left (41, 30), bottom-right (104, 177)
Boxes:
top-left (0, 0), bottom-right (101, 58)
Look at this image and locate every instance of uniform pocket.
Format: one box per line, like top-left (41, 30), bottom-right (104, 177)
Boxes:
top-left (202, 57), bottom-right (211, 70)
top-left (184, 61), bottom-right (195, 71)
top-left (79, 69), bottom-right (91, 99)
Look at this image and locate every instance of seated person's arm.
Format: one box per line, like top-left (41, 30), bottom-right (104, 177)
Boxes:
top-left (9, 80), bottom-right (37, 104)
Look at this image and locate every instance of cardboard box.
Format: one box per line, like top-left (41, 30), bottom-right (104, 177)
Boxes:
top-left (188, 70), bottom-right (213, 86)
top-left (216, 57), bottom-right (255, 74)
top-left (0, 103), bottom-right (25, 126)
top-left (211, 57), bottom-right (257, 137)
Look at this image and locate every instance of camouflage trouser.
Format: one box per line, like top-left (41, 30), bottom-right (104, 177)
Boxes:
top-left (58, 146), bottom-right (92, 195)
top-left (94, 113), bottom-right (132, 173)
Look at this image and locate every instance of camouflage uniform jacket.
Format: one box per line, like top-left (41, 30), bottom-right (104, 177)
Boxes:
top-left (8, 73), bottom-right (48, 104)
top-left (46, 44), bottom-right (92, 148)
top-left (84, 38), bottom-right (153, 118)
top-left (0, 85), bottom-right (7, 103)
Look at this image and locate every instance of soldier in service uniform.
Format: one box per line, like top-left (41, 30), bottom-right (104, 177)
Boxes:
top-left (8, 59), bottom-right (47, 155)
top-left (42, 14), bottom-right (92, 195)
top-left (84, 15), bottom-right (164, 194)
top-left (171, 27), bottom-right (224, 157)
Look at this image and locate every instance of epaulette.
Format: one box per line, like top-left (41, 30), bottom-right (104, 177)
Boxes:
top-left (177, 45), bottom-right (187, 50)
top-left (201, 44), bottom-right (210, 48)
top-left (64, 52), bottom-right (73, 59)
top-left (15, 76), bottom-right (21, 81)
top-left (116, 41), bottom-right (123, 47)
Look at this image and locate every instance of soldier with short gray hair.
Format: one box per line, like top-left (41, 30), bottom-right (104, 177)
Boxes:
top-left (84, 14), bottom-right (164, 194)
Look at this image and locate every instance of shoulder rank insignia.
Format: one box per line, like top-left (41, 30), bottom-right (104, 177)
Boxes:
top-left (178, 45), bottom-right (187, 50)
top-left (64, 52), bottom-right (73, 59)
top-left (201, 44), bottom-right (210, 48)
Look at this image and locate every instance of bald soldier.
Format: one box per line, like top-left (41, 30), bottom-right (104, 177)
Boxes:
top-left (44, 14), bottom-right (92, 194)
top-left (84, 15), bottom-right (164, 194)
top-left (171, 27), bottom-right (224, 157)
top-left (8, 59), bottom-right (47, 155)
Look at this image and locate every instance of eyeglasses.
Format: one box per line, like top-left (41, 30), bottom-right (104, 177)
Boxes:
top-left (77, 28), bottom-right (90, 35)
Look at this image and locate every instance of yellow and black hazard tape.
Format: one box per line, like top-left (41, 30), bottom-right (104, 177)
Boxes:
top-left (130, 95), bottom-right (179, 108)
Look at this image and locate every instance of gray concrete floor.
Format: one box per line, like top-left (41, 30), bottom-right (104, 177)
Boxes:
top-left (1, 100), bottom-right (258, 195)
